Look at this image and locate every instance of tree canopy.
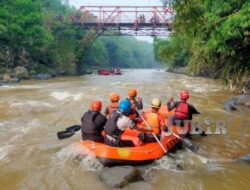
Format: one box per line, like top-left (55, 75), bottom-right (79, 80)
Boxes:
top-left (0, 0), bottom-right (159, 76)
top-left (154, 0), bottom-right (250, 89)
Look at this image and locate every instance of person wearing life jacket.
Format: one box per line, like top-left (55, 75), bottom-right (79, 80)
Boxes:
top-left (167, 90), bottom-right (200, 126)
top-left (137, 98), bottom-right (168, 142)
top-left (81, 100), bottom-right (107, 142)
top-left (104, 92), bottom-right (120, 118)
top-left (127, 88), bottom-right (143, 119)
top-left (104, 99), bottom-right (137, 147)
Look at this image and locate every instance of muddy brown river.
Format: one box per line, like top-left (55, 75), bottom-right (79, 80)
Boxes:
top-left (0, 69), bottom-right (250, 190)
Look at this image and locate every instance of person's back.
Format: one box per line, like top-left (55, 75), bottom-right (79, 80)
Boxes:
top-left (167, 90), bottom-right (200, 126)
top-left (104, 99), bottom-right (136, 147)
top-left (137, 98), bottom-right (167, 142)
top-left (144, 112), bottom-right (161, 134)
top-left (104, 92), bottom-right (120, 118)
top-left (127, 88), bottom-right (143, 119)
top-left (81, 100), bottom-right (107, 142)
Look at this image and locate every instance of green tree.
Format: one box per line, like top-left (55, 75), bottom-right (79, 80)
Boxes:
top-left (154, 36), bottom-right (190, 69)
top-left (0, 0), bottom-right (51, 68)
top-left (0, 0), bottom-right (160, 76)
top-left (154, 0), bottom-right (250, 87)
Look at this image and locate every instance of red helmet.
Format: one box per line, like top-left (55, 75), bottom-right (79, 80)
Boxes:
top-left (109, 92), bottom-right (120, 102)
top-left (128, 89), bottom-right (137, 97)
top-left (180, 90), bottom-right (189, 100)
top-left (91, 100), bottom-right (102, 111)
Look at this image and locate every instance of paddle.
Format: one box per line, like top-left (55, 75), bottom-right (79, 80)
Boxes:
top-left (57, 125), bottom-right (81, 140)
top-left (136, 107), bottom-right (200, 153)
top-left (65, 125), bottom-right (81, 132)
top-left (172, 133), bottom-right (199, 153)
top-left (167, 120), bottom-right (200, 152)
top-left (135, 108), bottom-right (167, 153)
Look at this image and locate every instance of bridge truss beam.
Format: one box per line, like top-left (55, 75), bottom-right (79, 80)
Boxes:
top-left (72, 6), bottom-right (173, 36)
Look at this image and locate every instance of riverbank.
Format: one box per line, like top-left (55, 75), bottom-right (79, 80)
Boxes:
top-left (2, 65), bottom-right (249, 95)
top-left (0, 66), bottom-right (95, 86)
top-left (166, 67), bottom-right (250, 94)
top-left (0, 66), bottom-right (52, 85)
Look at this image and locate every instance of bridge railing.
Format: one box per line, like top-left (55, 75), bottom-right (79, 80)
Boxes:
top-left (55, 6), bottom-right (173, 36)
top-left (76, 6), bottom-right (173, 26)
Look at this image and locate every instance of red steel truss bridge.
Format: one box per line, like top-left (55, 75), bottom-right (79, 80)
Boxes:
top-left (69, 6), bottom-right (173, 36)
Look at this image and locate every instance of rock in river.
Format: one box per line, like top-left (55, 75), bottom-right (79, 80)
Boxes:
top-left (99, 166), bottom-right (143, 188)
top-left (224, 94), bottom-right (250, 111)
top-left (238, 154), bottom-right (250, 164)
top-left (36, 73), bottom-right (52, 80)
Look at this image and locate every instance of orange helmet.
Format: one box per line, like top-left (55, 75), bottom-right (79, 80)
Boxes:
top-left (91, 100), bottom-right (102, 111)
top-left (109, 92), bottom-right (120, 102)
top-left (128, 89), bottom-right (137, 97)
top-left (180, 90), bottom-right (189, 100)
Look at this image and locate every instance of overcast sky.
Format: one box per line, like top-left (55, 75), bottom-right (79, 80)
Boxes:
top-left (69, 0), bottom-right (162, 7)
top-left (68, 0), bottom-right (164, 43)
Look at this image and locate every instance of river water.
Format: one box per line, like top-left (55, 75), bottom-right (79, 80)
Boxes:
top-left (0, 69), bottom-right (250, 190)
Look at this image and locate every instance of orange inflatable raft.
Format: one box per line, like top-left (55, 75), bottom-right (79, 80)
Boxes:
top-left (78, 106), bottom-right (189, 166)
top-left (78, 125), bottom-right (189, 166)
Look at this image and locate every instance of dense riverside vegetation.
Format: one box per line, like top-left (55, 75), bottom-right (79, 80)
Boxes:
top-left (0, 0), bottom-right (157, 77)
top-left (155, 0), bottom-right (250, 91)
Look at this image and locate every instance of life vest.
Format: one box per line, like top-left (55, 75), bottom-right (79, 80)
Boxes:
top-left (104, 111), bottom-right (122, 138)
top-left (107, 102), bottom-right (118, 116)
top-left (145, 112), bottom-right (160, 135)
top-left (175, 102), bottom-right (189, 120)
top-left (81, 111), bottom-right (100, 135)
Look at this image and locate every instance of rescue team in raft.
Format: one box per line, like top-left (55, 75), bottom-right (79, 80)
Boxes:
top-left (81, 89), bottom-right (200, 147)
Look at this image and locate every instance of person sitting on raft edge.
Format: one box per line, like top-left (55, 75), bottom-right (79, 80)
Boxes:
top-left (81, 100), bottom-right (107, 143)
top-left (104, 99), bottom-right (137, 147)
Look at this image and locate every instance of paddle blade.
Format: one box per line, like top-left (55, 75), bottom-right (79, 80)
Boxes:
top-left (57, 131), bottom-right (75, 140)
top-left (181, 138), bottom-right (199, 153)
top-left (66, 125), bottom-right (81, 132)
